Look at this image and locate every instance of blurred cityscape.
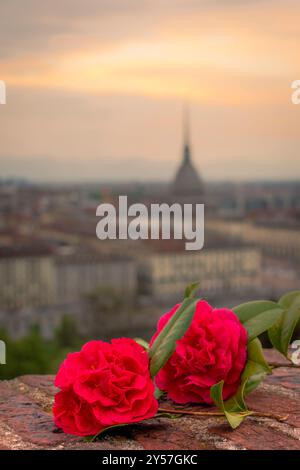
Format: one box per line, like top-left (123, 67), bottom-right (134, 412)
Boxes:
top-left (0, 1), bottom-right (299, 383)
top-left (0, 117), bottom-right (299, 349)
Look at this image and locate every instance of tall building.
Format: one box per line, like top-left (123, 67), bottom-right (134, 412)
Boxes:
top-left (171, 108), bottom-right (204, 202)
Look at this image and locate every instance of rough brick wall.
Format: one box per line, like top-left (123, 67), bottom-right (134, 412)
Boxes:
top-left (0, 350), bottom-right (299, 450)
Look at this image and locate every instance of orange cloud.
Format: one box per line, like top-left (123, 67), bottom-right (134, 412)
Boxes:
top-left (1, 1), bottom-right (299, 106)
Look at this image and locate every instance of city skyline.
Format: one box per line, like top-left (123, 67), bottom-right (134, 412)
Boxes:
top-left (0, 0), bottom-right (300, 182)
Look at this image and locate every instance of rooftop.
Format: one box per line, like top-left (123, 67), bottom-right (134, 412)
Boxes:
top-left (0, 244), bottom-right (53, 259)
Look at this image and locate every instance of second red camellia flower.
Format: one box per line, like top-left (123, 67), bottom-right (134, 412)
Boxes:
top-left (53, 338), bottom-right (158, 436)
top-left (150, 300), bottom-right (248, 404)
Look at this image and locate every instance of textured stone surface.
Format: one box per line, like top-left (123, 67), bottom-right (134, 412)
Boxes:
top-left (0, 350), bottom-right (299, 450)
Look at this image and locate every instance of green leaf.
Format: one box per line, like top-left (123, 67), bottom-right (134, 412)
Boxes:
top-left (86, 423), bottom-right (128, 442)
top-left (225, 378), bottom-right (248, 413)
top-left (242, 338), bottom-right (271, 395)
top-left (233, 300), bottom-right (282, 324)
top-left (268, 291), bottom-right (300, 358)
top-left (156, 412), bottom-right (182, 420)
top-left (243, 307), bottom-right (284, 342)
top-left (134, 337), bottom-right (149, 350)
top-left (154, 387), bottom-right (164, 399)
top-left (210, 380), bottom-right (252, 429)
top-left (210, 338), bottom-right (271, 429)
top-left (149, 298), bottom-right (198, 378)
top-left (184, 282), bottom-right (200, 299)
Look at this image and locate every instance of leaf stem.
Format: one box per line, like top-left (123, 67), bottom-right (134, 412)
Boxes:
top-left (251, 411), bottom-right (289, 422)
top-left (269, 361), bottom-right (300, 369)
top-left (157, 407), bottom-right (288, 423)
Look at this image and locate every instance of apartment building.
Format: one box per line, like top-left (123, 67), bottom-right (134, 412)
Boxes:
top-left (138, 238), bottom-right (261, 301)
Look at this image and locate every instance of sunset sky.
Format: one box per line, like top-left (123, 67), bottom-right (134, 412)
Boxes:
top-left (0, 0), bottom-right (299, 182)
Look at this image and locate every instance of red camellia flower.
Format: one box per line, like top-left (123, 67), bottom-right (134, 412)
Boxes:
top-left (53, 390), bottom-right (101, 437)
top-left (53, 338), bottom-right (158, 436)
top-left (150, 300), bottom-right (247, 404)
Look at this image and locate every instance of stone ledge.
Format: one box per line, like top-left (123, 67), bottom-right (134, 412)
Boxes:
top-left (0, 350), bottom-right (299, 450)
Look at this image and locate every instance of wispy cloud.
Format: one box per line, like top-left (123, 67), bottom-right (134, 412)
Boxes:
top-left (0, 0), bottom-right (299, 180)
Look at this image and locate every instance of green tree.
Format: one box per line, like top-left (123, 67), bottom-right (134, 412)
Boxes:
top-left (54, 315), bottom-right (81, 349)
top-left (0, 326), bottom-right (49, 379)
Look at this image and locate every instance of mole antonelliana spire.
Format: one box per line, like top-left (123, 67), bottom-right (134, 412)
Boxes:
top-left (171, 105), bottom-right (204, 201)
top-left (183, 104), bottom-right (191, 164)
